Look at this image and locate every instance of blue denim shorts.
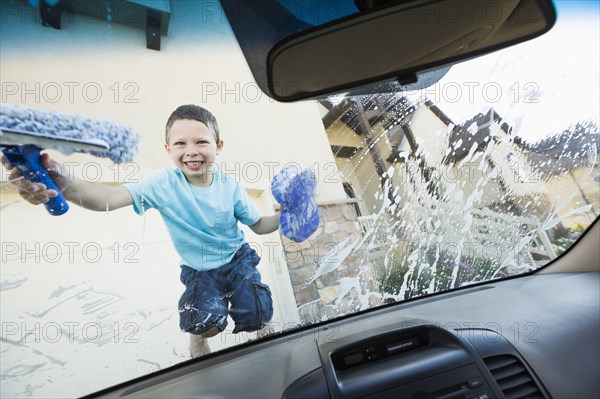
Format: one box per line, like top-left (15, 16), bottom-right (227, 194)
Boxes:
top-left (178, 243), bottom-right (274, 335)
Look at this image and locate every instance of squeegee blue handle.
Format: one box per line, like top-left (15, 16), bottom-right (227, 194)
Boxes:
top-left (2, 145), bottom-right (69, 215)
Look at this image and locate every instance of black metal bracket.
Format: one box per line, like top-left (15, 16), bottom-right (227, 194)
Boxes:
top-left (146, 8), bottom-right (162, 51)
top-left (40, 0), bottom-right (62, 29)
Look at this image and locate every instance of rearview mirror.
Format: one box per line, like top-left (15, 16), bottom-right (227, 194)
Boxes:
top-left (267, 0), bottom-right (556, 101)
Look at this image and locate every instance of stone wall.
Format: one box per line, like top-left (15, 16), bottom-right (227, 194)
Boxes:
top-left (282, 201), bottom-right (384, 325)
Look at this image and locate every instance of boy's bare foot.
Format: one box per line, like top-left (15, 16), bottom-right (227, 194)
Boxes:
top-left (256, 324), bottom-right (275, 339)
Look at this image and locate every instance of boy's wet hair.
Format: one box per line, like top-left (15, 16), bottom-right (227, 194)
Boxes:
top-left (165, 105), bottom-right (220, 143)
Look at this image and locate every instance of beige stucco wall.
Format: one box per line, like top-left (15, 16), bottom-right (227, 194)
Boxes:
top-left (0, 2), bottom-right (345, 394)
top-left (0, 1), bottom-right (345, 203)
top-left (542, 161), bottom-right (600, 228)
top-left (327, 119), bottom-right (383, 216)
top-left (409, 104), bottom-right (450, 165)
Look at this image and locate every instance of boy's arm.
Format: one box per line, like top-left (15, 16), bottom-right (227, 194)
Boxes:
top-left (249, 213), bottom-right (281, 235)
top-left (2, 153), bottom-right (133, 212)
top-left (62, 179), bottom-right (133, 211)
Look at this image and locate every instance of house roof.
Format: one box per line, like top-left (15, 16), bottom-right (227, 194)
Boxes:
top-left (519, 123), bottom-right (600, 179)
top-left (320, 94), bottom-right (416, 136)
top-left (442, 108), bottom-right (513, 165)
top-left (323, 96), bottom-right (599, 181)
top-left (422, 99), bottom-right (454, 126)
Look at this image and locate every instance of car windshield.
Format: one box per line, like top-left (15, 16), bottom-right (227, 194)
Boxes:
top-left (1, 0), bottom-right (598, 397)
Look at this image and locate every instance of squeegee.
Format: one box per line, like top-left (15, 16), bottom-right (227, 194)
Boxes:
top-left (0, 103), bottom-right (140, 215)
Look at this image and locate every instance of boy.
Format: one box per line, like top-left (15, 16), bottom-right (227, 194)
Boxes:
top-left (2, 104), bottom-right (280, 357)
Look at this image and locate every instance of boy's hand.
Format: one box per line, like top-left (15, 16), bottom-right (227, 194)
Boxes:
top-left (1, 153), bottom-right (70, 205)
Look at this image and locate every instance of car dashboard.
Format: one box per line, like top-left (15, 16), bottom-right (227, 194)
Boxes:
top-left (89, 259), bottom-right (599, 398)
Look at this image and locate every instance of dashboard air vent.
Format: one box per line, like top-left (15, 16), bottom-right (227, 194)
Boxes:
top-left (483, 355), bottom-right (544, 399)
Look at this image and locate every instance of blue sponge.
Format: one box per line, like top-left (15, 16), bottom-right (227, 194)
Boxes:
top-left (271, 165), bottom-right (320, 242)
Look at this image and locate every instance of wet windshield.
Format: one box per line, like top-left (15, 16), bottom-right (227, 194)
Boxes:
top-left (1, 0), bottom-right (598, 397)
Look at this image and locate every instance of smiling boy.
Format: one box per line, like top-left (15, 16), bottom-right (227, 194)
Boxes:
top-left (2, 104), bottom-right (280, 357)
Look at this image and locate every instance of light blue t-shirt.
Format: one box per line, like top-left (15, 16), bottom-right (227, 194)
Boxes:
top-left (124, 169), bottom-right (261, 271)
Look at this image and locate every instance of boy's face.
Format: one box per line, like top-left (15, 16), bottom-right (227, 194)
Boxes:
top-left (165, 119), bottom-right (223, 186)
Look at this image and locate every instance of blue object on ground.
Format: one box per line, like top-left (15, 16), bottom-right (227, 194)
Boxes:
top-left (271, 165), bottom-right (320, 242)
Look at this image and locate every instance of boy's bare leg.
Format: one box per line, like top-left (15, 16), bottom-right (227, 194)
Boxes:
top-left (189, 327), bottom-right (220, 358)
